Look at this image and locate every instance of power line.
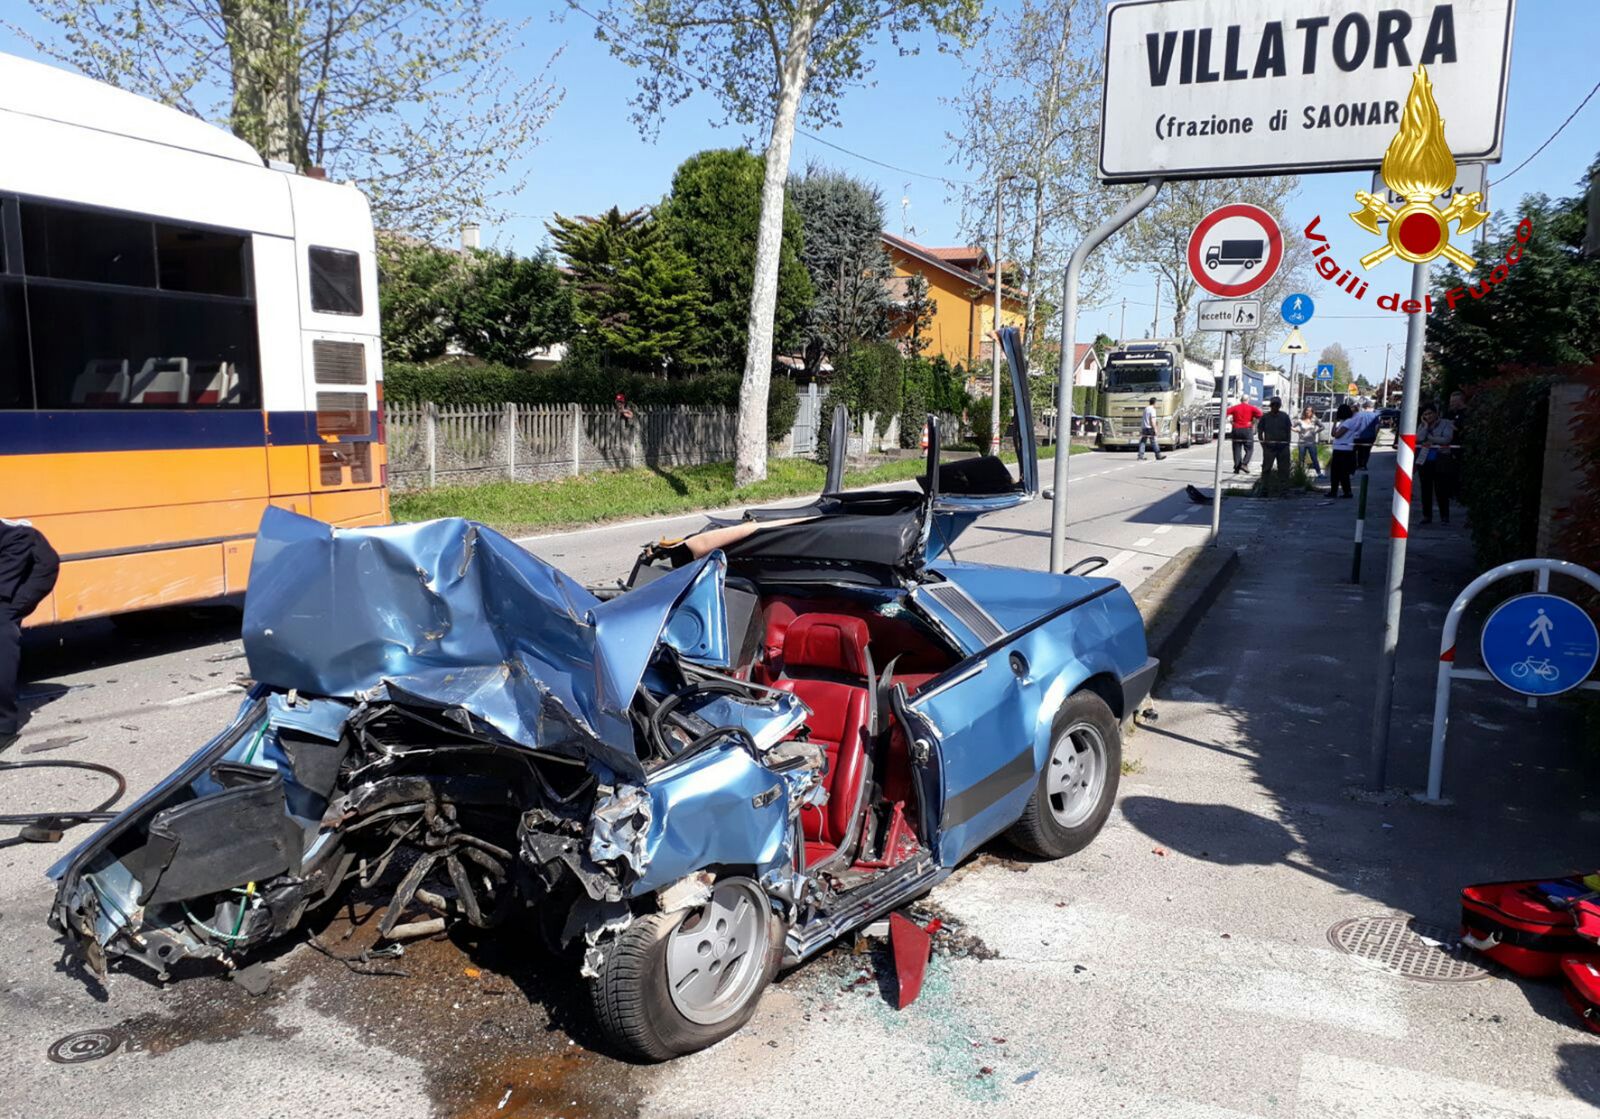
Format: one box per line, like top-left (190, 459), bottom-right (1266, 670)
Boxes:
top-left (566, 1), bottom-right (974, 189)
top-left (1488, 77), bottom-right (1600, 189)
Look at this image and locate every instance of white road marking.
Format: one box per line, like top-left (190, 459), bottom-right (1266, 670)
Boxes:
top-left (1133, 536), bottom-right (1156, 548)
top-left (1154, 525), bottom-right (1173, 534)
top-left (164, 683), bottom-right (245, 707)
top-left (1296, 1053), bottom-right (1597, 1118)
top-left (1101, 549), bottom-right (1138, 571)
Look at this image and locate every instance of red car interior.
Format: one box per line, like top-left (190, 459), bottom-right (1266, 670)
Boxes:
top-left (767, 613), bottom-right (872, 867)
top-left (752, 592), bottom-right (960, 871)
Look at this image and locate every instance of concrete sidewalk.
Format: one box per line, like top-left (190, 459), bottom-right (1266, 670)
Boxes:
top-left (1122, 446), bottom-right (1600, 1111)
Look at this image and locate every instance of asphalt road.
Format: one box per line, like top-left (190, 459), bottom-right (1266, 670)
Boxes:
top-left (8, 445), bottom-right (1586, 1118)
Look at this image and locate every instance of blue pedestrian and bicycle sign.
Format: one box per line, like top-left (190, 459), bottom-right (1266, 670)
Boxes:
top-left (1314, 362), bottom-right (1336, 382)
top-left (1281, 294), bottom-right (1314, 325)
top-left (1480, 592), bottom-right (1599, 697)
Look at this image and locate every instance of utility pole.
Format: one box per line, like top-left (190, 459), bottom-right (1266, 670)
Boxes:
top-left (1152, 279), bottom-right (1161, 339)
top-left (1380, 343), bottom-right (1393, 406)
top-left (1119, 298), bottom-right (1127, 342)
top-left (990, 178), bottom-right (1005, 457)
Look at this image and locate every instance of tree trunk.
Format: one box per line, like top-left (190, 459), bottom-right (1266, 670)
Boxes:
top-left (734, 10), bottom-right (817, 488)
top-left (221, 0), bottom-right (308, 167)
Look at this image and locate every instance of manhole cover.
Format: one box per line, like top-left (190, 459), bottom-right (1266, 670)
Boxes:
top-left (1327, 915), bottom-right (1490, 982)
top-left (47, 1028), bottom-right (125, 1064)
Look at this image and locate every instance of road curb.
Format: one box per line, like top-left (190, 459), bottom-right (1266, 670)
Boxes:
top-left (1131, 543), bottom-right (1241, 682)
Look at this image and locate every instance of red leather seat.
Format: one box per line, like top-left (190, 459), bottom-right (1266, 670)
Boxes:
top-left (769, 613), bottom-right (872, 857)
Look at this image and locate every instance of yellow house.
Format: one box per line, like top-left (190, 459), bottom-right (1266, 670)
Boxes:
top-left (882, 233), bottom-right (1027, 367)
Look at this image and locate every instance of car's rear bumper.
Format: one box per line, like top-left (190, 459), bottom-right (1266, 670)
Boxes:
top-left (1120, 656), bottom-right (1160, 717)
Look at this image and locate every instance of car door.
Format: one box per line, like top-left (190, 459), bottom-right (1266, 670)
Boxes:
top-left (898, 620), bottom-right (1053, 867)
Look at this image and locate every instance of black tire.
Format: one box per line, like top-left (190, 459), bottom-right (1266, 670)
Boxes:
top-left (1006, 690), bottom-right (1121, 859)
top-left (589, 877), bottom-right (780, 1061)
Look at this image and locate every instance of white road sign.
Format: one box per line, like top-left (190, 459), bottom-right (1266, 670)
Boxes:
top-left (1371, 161), bottom-right (1486, 209)
top-left (1198, 299), bottom-right (1262, 332)
top-left (1280, 327), bottom-right (1310, 354)
top-left (1099, 0), bottom-right (1516, 181)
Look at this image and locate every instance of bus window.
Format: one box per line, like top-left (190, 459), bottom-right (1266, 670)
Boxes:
top-left (312, 339), bottom-right (366, 385)
top-left (315, 390), bottom-right (370, 436)
top-left (0, 281), bottom-right (28, 409)
top-left (308, 246), bottom-right (362, 315)
top-left (156, 225), bottom-right (248, 297)
top-left (21, 204), bottom-right (156, 288)
top-left (26, 285), bottom-right (260, 409)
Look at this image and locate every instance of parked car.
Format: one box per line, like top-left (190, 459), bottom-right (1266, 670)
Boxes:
top-left (49, 330), bottom-right (1156, 1060)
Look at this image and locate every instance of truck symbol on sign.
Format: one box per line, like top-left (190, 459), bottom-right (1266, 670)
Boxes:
top-left (1206, 240), bottom-right (1265, 270)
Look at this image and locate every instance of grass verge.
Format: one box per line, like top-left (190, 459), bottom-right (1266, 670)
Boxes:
top-left (392, 446), bottom-right (1086, 535)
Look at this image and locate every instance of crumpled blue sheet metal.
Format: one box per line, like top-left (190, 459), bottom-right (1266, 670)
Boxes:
top-left (243, 508), bottom-right (729, 782)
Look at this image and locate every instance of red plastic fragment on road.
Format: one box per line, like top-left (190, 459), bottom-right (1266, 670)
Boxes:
top-left (890, 912), bottom-right (934, 1009)
top-left (1153, 847), bottom-right (1167, 856)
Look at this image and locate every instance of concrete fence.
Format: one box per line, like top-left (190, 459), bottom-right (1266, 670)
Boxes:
top-left (384, 403), bottom-right (752, 490)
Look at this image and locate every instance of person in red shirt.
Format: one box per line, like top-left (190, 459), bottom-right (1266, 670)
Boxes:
top-left (1226, 397), bottom-right (1263, 474)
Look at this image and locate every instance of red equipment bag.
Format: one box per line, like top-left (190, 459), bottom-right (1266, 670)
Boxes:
top-left (1560, 956), bottom-right (1600, 1034)
top-left (1459, 878), bottom-right (1600, 978)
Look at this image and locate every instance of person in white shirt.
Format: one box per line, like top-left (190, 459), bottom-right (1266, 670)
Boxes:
top-left (1137, 397), bottom-right (1165, 461)
top-left (1294, 405), bottom-right (1324, 479)
top-left (1328, 403), bottom-right (1358, 498)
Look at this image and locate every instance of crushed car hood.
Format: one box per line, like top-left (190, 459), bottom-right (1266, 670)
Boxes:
top-left (244, 507), bottom-right (731, 782)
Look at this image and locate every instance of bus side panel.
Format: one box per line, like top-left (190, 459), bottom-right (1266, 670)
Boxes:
top-left (7, 445), bottom-right (268, 522)
top-left (256, 234), bottom-right (312, 500)
top-left (53, 544), bottom-right (228, 622)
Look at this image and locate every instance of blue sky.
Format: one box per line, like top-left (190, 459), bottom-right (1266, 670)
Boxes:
top-left (3, 1), bottom-right (1596, 381)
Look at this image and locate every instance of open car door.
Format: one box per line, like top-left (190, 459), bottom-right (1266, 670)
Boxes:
top-left (922, 326), bottom-right (1039, 557)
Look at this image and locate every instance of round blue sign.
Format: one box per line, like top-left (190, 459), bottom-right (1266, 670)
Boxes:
top-left (1281, 294), bottom-right (1314, 325)
top-left (1480, 592), bottom-right (1599, 697)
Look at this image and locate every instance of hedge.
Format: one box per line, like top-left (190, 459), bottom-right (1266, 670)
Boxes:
top-left (384, 360), bottom-right (799, 437)
top-left (1459, 370), bottom-right (1556, 570)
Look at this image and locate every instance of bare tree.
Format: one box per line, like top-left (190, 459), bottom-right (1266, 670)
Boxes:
top-left (946, 0), bottom-right (1112, 350)
top-left (580, 0), bottom-right (978, 486)
top-left (14, 0), bottom-right (562, 239)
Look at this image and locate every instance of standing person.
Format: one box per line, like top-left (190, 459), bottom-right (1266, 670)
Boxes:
top-left (1352, 399), bottom-right (1380, 471)
top-left (1257, 397), bottom-right (1293, 490)
top-left (0, 518), bottom-right (60, 750)
top-left (1137, 396), bottom-right (1165, 461)
top-left (1417, 403), bottom-right (1457, 525)
top-left (1294, 405), bottom-right (1325, 479)
top-left (1226, 395), bottom-right (1262, 474)
top-left (1328, 403), bottom-right (1358, 498)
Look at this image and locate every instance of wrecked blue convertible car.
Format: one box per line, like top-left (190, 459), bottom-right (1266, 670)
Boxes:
top-left (51, 332), bottom-right (1157, 1060)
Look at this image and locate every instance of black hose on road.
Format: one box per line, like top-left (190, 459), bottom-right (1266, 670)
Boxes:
top-left (0, 758), bottom-right (126, 847)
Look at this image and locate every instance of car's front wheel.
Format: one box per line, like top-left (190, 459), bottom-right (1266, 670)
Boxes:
top-left (1007, 690), bottom-right (1121, 858)
top-left (589, 876), bottom-right (779, 1061)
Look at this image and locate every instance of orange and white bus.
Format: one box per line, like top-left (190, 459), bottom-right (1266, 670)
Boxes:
top-left (0, 53), bottom-right (388, 626)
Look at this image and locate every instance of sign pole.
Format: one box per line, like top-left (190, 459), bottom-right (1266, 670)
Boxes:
top-left (1367, 260), bottom-right (1429, 788)
top-left (1049, 178), bottom-right (1163, 574)
top-left (1210, 331), bottom-right (1230, 545)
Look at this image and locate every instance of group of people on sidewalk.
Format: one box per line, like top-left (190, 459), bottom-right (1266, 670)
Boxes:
top-left (1208, 390), bottom-right (1467, 523)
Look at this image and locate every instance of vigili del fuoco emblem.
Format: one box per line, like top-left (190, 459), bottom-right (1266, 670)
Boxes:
top-left (1349, 65), bottom-right (1490, 271)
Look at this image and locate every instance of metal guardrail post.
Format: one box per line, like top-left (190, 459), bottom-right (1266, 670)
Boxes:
top-left (1422, 558), bottom-right (1600, 803)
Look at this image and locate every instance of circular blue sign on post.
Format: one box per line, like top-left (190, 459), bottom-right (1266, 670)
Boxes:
top-left (1480, 593), bottom-right (1599, 697)
top-left (1281, 294), bottom-right (1314, 325)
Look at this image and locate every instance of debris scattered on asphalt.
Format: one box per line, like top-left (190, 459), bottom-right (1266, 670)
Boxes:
top-left (230, 962), bottom-right (273, 997)
top-left (1073, 964), bottom-right (1087, 974)
top-left (496, 1086), bottom-right (513, 1110)
top-left (1016, 1070), bottom-right (1039, 1084)
top-left (978, 1066), bottom-right (994, 1076)
top-left (890, 912), bottom-right (934, 1009)
top-left (1153, 847), bottom-right (1168, 856)
top-left (1221, 933), bottom-right (1232, 940)
top-left (20, 735), bottom-right (87, 755)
